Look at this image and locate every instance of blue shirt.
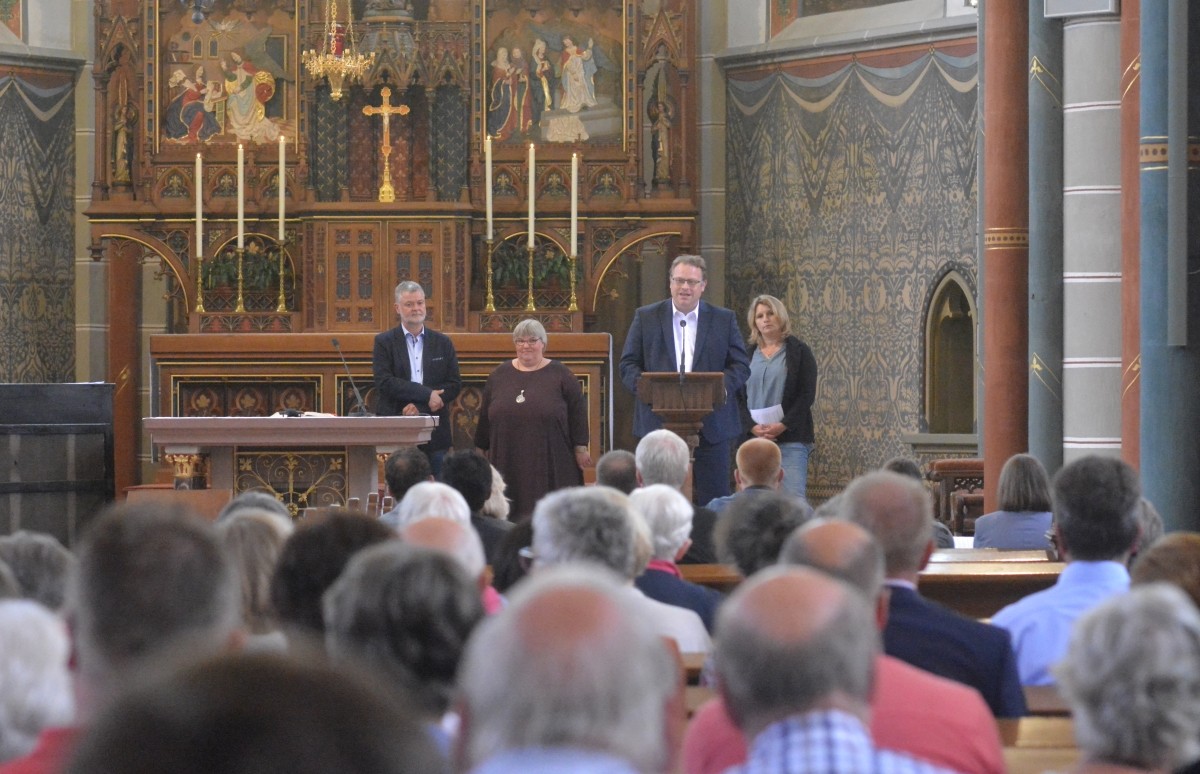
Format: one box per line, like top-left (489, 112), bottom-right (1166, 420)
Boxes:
top-left (991, 560), bottom-right (1130, 686)
top-left (728, 710), bottom-right (961, 774)
top-left (406, 328), bottom-right (424, 384)
top-left (470, 748), bottom-right (641, 774)
top-left (972, 510), bottom-right (1053, 550)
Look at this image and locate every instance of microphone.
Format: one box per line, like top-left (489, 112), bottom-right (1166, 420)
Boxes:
top-left (331, 338), bottom-right (373, 417)
top-left (678, 319), bottom-right (687, 383)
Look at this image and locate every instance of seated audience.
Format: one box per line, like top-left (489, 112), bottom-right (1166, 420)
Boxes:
top-left (440, 449), bottom-right (514, 564)
top-left (379, 448), bottom-right (434, 528)
top-left (882, 457), bottom-right (953, 548)
top-left (215, 509), bottom-right (293, 651)
top-left (992, 455), bottom-right (1141, 686)
top-left (1131, 496), bottom-right (1164, 566)
top-left (635, 429), bottom-right (718, 563)
top-left (1131, 531), bottom-right (1200, 607)
top-left (0, 532), bottom-right (75, 611)
top-left (595, 449), bottom-right (639, 494)
top-left (684, 520), bottom-right (1004, 774)
top-left (532, 486), bottom-right (710, 654)
top-left (391, 482), bottom-right (470, 529)
top-left (972, 453), bottom-right (1053, 550)
top-left (399, 517), bottom-right (504, 614)
top-left (630, 485), bottom-right (723, 632)
top-left (713, 566), bottom-right (957, 774)
top-left (0, 601), bottom-right (73, 763)
top-left (843, 470), bottom-right (1026, 716)
top-left (1055, 584), bottom-right (1200, 774)
top-left (705, 438), bottom-right (784, 514)
top-left (456, 565), bottom-right (681, 774)
top-left (489, 520), bottom-right (533, 594)
top-left (65, 653), bottom-right (447, 774)
top-left (269, 510), bottom-right (393, 644)
top-left (0, 502), bottom-right (241, 774)
top-left (216, 489), bottom-right (292, 523)
top-left (715, 490), bottom-right (812, 577)
top-left (324, 542), bottom-right (484, 754)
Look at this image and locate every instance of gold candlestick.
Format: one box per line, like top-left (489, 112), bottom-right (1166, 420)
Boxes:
top-left (235, 247), bottom-right (246, 313)
top-left (525, 244), bottom-right (537, 312)
top-left (275, 241), bottom-right (289, 313)
top-left (568, 253), bottom-right (579, 312)
top-left (195, 254), bottom-right (206, 313)
top-left (485, 238), bottom-right (496, 312)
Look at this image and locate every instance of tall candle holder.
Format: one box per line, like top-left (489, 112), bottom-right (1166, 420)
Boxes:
top-left (484, 238), bottom-right (496, 312)
top-left (525, 244), bottom-right (537, 312)
top-left (235, 247), bottom-right (246, 313)
top-left (195, 253), bottom-right (206, 313)
top-left (568, 253), bottom-right (579, 312)
top-left (275, 239), bottom-right (291, 313)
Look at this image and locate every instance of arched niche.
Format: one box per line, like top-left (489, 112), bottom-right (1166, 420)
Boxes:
top-left (924, 271), bottom-right (976, 434)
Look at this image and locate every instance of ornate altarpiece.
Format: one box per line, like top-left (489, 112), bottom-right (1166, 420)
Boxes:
top-left (88, 0), bottom-right (698, 496)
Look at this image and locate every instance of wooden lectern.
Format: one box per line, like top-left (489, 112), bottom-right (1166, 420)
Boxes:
top-left (636, 372), bottom-right (727, 454)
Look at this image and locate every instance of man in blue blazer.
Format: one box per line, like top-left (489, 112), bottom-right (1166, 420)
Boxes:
top-left (844, 469), bottom-right (1028, 718)
top-left (619, 255), bottom-right (750, 506)
top-left (372, 281), bottom-right (462, 476)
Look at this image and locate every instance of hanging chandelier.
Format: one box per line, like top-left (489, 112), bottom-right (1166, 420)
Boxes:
top-left (302, 0), bottom-right (375, 101)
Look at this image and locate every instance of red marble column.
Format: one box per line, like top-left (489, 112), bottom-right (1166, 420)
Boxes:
top-left (108, 241), bottom-right (142, 496)
top-left (982, 1), bottom-right (1030, 510)
top-left (1120, 0), bottom-right (1141, 469)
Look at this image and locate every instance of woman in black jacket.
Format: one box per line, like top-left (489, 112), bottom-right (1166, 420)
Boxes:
top-left (742, 294), bottom-right (818, 501)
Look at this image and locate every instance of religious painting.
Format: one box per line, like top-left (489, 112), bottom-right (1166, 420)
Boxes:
top-left (770, 0), bottom-right (902, 38)
top-left (155, 0), bottom-right (297, 149)
top-left (482, 0), bottom-right (625, 146)
top-left (0, 0), bottom-right (21, 40)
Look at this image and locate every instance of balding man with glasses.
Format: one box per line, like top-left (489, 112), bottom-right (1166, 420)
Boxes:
top-left (620, 254), bottom-right (750, 507)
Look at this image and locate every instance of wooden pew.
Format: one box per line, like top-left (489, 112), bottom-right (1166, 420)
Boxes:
top-left (918, 560), bottom-right (1063, 620)
top-left (929, 549), bottom-right (1050, 563)
top-left (1023, 684), bottom-right (1071, 717)
top-left (997, 717), bottom-right (1079, 774)
top-left (679, 563), bottom-right (742, 594)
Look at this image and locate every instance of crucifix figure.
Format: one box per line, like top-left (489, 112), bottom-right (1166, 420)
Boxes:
top-left (362, 86), bottom-right (411, 203)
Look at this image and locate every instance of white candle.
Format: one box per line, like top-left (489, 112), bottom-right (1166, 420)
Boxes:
top-left (195, 153), bottom-right (203, 258)
top-left (570, 152), bottom-right (579, 257)
top-left (484, 135), bottom-right (493, 241)
top-left (236, 144), bottom-right (245, 249)
top-left (278, 135), bottom-right (286, 242)
top-left (527, 143), bottom-right (535, 249)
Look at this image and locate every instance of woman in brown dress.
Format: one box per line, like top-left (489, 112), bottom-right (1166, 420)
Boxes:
top-left (474, 319), bottom-right (591, 521)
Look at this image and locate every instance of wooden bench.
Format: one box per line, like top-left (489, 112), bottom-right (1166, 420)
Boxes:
top-left (997, 717), bottom-right (1078, 774)
top-left (679, 563), bottom-right (742, 594)
top-left (1023, 684), bottom-right (1071, 717)
top-left (918, 560), bottom-right (1063, 620)
top-left (929, 549), bottom-right (1050, 563)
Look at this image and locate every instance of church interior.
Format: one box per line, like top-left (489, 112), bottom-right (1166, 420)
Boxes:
top-left (2, 0), bottom-right (1197, 536)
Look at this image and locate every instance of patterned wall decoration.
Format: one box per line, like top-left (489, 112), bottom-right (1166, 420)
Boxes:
top-left (432, 84), bottom-right (468, 201)
top-left (725, 42), bottom-right (978, 499)
top-left (311, 87), bottom-right (348, 201)
top-left (0, 73), bottom-right (76, 383)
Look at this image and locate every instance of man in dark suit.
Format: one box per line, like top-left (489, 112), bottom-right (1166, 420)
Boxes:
top-left (372, 281), bottom-right (462, 476)
top-left (842, 469), bottom-right (1027, 718)
top-left (620, 255), bottom-right (750, 506)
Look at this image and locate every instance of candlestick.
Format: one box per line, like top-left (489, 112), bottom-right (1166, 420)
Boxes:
top-left (195, 153), bottom-right (203, 259)
top-left (570, 152), bottom-right (578, 258)
top-left (527, 143), bottom-right (535, 249)
top-left (237, 144), bottom-right (245, 249)
top-left (278, 136), bottom-right (286, 242)
top-left (484, 135), bottom-right (494, 241)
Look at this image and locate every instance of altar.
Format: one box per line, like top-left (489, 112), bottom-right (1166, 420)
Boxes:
top-left (143, 415), bottom-right (437, 513)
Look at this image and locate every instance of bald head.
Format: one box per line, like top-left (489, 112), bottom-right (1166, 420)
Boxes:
top-left (779, 520), bottom-right (884, 599)
top-left (715, 566), bottom-right (878, 736)
top-left (736, 439), bottom-right (783, 488)
top-left (400, 517), bottom-right (486, 581)
top-left (458, 566), bottom-right (678, 772)
top-left (840, 471), bottom-right (933, 577)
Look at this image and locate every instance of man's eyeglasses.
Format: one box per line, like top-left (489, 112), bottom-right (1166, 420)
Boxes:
top-left (1044, 529), bottom-right (1061, 562)
top-left (518, 545), bottom-right (537, 571)
top-left (670, 277), bottom-right (704, 288)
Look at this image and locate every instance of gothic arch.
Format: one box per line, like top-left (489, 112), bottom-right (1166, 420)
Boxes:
top-left (923, 270), bottom-right (976, 434)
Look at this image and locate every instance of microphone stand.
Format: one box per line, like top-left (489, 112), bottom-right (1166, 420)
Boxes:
top-left (331, 338), bottom-right (374, 417)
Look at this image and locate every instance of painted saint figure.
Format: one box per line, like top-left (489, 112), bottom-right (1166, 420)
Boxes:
top-left (222, 52), bottom-right (281, 143)
top-left (558, 36), bottom-right (597, 113)
top-left (487, 47), bottom-right (532, 141)
top-left (164, 67), bottom-right (220, 144)
top-left (531, 38), bottom-right (553, 124)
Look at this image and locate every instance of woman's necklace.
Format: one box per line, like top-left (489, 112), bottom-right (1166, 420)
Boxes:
top-left (515, 389), bottom-right (526, 404)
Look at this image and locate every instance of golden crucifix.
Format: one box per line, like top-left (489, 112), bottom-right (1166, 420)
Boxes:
top-left (362, 86), bottom-right (410, 203)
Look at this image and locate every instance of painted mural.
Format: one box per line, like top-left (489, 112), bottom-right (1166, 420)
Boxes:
top-left (158, 2), bottom-right (295, 146)
top-left (0, 0), bottom-right (20, 39)
top-left (725, 42), bottom-right (979, 498)
top-left (483, 0), bottom-right (624, 145)
top-left (771, 0), bottom-right (902, 38)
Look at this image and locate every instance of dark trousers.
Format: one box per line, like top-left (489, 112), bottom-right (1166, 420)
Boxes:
top-left (692, 437), bottom-right (732, 507)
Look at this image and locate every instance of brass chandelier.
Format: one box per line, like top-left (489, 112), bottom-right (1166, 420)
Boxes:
top-left (302, 0), bottom-right (374, 101)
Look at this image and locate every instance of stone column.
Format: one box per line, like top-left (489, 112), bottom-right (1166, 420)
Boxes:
top-left (981, 1), bottom-right (1029, 510)
top-left (1060, 9), bottom-right (1123, 466)
top-left (1138, 4), bottom-right (1200, 530)
top-left (1027, 10), bottom-right (1064, 476)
